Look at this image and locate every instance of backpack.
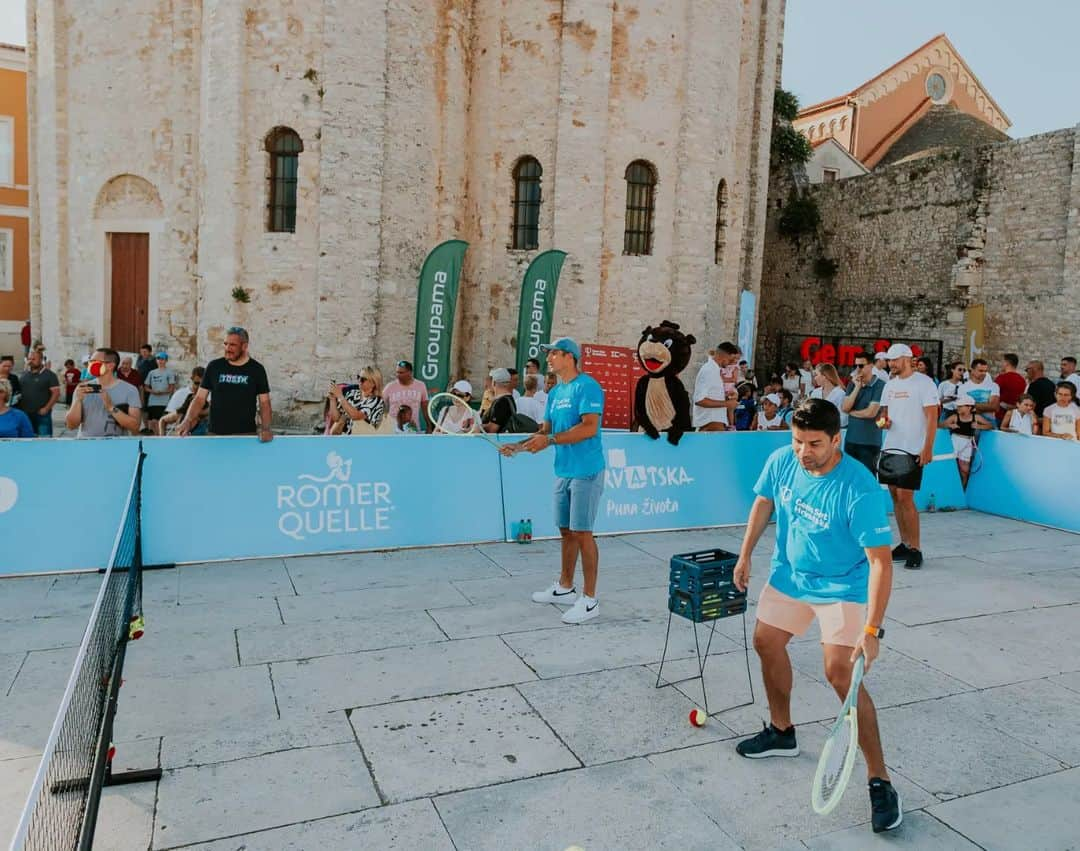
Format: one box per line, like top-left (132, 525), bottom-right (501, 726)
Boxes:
top-left (498, 395), bottom-right (539, 434)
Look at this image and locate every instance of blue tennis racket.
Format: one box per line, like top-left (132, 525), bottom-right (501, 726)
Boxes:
top-left (811, 654), bottom-right (865, 814)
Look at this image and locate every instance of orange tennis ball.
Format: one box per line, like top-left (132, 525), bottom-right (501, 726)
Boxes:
top-left (689, 709), bottom-right (707, 727)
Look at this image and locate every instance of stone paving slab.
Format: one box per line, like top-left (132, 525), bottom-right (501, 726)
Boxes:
top-left (427, 599), bottom-right (569, 639)
top-left (517, 666), bottom-right (736, 764)
top-left (93, 738), bottom-right (161, 851)
top-left (803, 810), bottom-right (981, 849)
top-left (502, 616), bottom-right (736, 679)
top-left (886, 603), bottom-right (1080, 689)
top-left (277, 582), bottom-right (470, 623)
top-left (159, 712), bottom-right (354, 770)
top-left (887, 571), bottom-right (1080, 625)
top-left (349, 686), bottom-right (580, 801)
top-left (30, 573), bottom-right (101, 620)
top-left (478, 536), bottom-right (660, 575)
top-left (283, 549), bottom-right (508, 595)
top-left (141, 568), bottom-right (179, 606)
top-left (122, 627), bottom-right (240, 678)
top-left (647, 725), bottom-right (936, 851)
top-left (114, 665), bottom-right (279, 741)
top-left (149, 597), bottom-right (284, 634)
top-left (434, 758), bottom-right (744, 851)
top-left (152, 743), bottom-right (379, 849)
top-left (0, 615), bottom-right (88, 654)
top-left (449, 562), bottom-right (667, 605)
top-left (0, 755), bottom-right (38, 840)
top-left (927, 766), bottom-right (1080, 851)
top-left (0, 652), bottom-right (24, 694)
top-left (177, 558), bottom-right (294, 603)
top-left (238, 609), bottom-right (447, 664)
top-left (5, 646), bottom-right (77, 697)
top-left (0, 576), bottom-right (55, 621)
top-left (272, 636), bottom-right (537, 715)
top-left (876, 696), bottom-right (1067, 799)
top-left (1052, 670), bottom-right (1080, 694)
top-left (0, 690), bottom-right (57, 760)
top-left (183, 799), bottom-right (455, 850)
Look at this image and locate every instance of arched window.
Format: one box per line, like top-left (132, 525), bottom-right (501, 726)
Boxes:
top-left (714, 179), bottom-right (728, 266)
top-left (266, 127), bottom-right (303, 233)
top-left (511, 156), bottom-right (542, 250)
top-left (623, 160), bottom-right (657, 256)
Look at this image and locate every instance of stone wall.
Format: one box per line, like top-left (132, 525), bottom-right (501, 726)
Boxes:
top-left (31, 0), bottom-right (784, 424)
top-left (758, 126), bottom-right (1080, 376)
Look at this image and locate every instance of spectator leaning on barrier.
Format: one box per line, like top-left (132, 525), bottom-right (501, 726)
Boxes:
top-left (330, 366), bottom-right (386, 435)
top-left (179, 327), bottom-right (272, 441)
top-left (841, 352), bottom-right (885, 475)
top-left (994, 353), bottom-right (1026, 427)
top-left (941, 395), bottom-right (991, 490)
top-left (66, 347), bottom-right (142, 437)
top-left (959, 358), bottom-right (1000, 429)
top-left (0, 379), bottom-right (33, 437)
top-left (1001, 394), bottom-right (1038, 436)
top-left (483, 368), bottom-right (516, 433)
top-left (1025, 360), bottom-right (1056, 418)
top-left (692, 342), bottom-right (739, 432)
top-left (159, 367), bottom-right (207, 435)
top-left (18, 348), bottom-right (60, 437)
top-left (756, 393), bottom-right (785, 430)
top-left (733, 381), bottom-right (757, 431)
top-left (433, 380), bottom-right (478, 434)
top-left (938, 361), bottom-right (965, 418)
top-left (394, 403), bottom-right (420, 434)
top-left (144, 352), bottom-right (177, 435)
top-left (1042, 382), bottom-right (1080, 441)
top-left (383, 360), bottom-right (428, 432)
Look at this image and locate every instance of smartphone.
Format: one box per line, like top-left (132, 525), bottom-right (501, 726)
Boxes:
top-left (86, 384), bottom-right (102, 393)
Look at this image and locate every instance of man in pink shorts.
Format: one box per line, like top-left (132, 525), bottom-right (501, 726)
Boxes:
top-left (732, 397), bottom-right (902, 834)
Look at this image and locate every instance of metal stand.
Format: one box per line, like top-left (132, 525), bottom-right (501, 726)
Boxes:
top-left (655, 609), bottom-right (755, 717)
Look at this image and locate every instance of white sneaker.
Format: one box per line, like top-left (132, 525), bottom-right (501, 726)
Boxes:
top-left (531, 583), bottom-right (577, 604)
top-left (561, 596), bottom-right (599, 624)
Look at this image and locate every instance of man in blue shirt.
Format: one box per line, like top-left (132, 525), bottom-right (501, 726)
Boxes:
top-left (732, 398), bottom-right (902, 834)
top-left (502, 337), bottom-right (605, 624)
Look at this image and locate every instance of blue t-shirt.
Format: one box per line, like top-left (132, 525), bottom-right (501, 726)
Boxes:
top-left (844, 378), bottom-right (885, 447)
top-left (754, 446), bottom-right (891, 603)
top-left (544, 373), bottom-right (605, 479)
top-left (734, 397), bottom-right (756, 431)
top-left (0, 408), bottom-right (34, 438)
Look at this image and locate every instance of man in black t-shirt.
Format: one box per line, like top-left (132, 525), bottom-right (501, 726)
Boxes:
top-left (178, 327), bottom-right (273, 440)
top-left (483, 367), bottom-right (516, 433)
top-left (1025, 360), bottom-right (1057, 418)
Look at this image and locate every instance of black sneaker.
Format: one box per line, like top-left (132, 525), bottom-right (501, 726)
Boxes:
top-left (869, 777), bottom-right (903, 832)
top-left (891, 543), bottom-right (911, 561)
top-left (904, 548), bottom-right (924, 570)
top-left (735, 722), bottom-right (799, 759)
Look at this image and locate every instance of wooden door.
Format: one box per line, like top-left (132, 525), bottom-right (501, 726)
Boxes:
top-left (109, 232), bottom-right (149, 352)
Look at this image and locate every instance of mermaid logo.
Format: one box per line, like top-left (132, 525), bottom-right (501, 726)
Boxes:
top-left (276, 452), bottom-right (392, 541)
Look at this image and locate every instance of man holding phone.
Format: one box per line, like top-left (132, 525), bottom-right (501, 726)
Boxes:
top-left (65, 347), bottom-right (142, 437)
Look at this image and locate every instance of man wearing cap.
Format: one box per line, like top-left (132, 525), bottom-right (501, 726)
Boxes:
top-left (483, 367), bottom-right (517, 433)
top-left (841, 352), bottom-right (886, 475)
top-left (382, 360), bottom-right (429, 433)
top-left (502, 337), bottom-right (606, 625)
top-left (877, 344), bottom-right (939, 570)
top-left (143, 352), bottom-right (177, 436)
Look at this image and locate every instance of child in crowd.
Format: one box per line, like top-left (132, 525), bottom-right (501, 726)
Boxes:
top-left (395, 404), bottom-right (420, 434)
top-left (733, 382), bottom-right (757, 431)
top-left (941, 395), bottom-right (992, 489)
top-left (755, 393), bottom-right (785, 431)
top-left (1001, 394), bottom-right (1038, 436)
top-left (1042, 382), bottom-right (1080, 440)
top-left (776, 388), bottom-right (795, 427)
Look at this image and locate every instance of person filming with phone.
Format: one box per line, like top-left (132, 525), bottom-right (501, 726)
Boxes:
top-left (65, 347), bottom-right (142, 437)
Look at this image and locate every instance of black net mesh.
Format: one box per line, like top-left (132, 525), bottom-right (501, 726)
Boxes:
top-left (11, 457), bottom-right (144, 851)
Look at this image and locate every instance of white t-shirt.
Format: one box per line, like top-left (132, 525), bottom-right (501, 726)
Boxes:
top-left (515, 394), bottom-right (546, 423)
top-left (809, 384), bottom-right (849, 427)
top-left (1044, 402), bottom-right (1080, 439)
top-left (781, 374), bottom-right (803, 400)
top-left (872, 367), bottom-right (890, 384)
top-left (1065, 374), bottom-right (1080, 395)
top-left (165, 387), bottom-right (193, 413)
top-left (756, 410), bottom-right (783, 430)
top-left (938, 379), bottom-right (962, 412)
top-left (692, 358), bottom-right (729, 428)
top-left (881, 372), bottom-right (940, 454)
top-left (1005, 410), bottom-right (1035, 436)
top-left (799, 369), bottom-right (814, 396)
top-left (959, 376), bottom-right (1001, 424)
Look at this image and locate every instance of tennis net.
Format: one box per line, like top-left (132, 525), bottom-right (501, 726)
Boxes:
top-left (9, 447), bottom-right (161, 851)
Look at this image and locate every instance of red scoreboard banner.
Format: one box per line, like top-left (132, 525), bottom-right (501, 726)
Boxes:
top-left (579, 343), bottom-right (646, 430)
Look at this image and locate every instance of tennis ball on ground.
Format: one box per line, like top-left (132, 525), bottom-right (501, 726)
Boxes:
top-left (689, 708), bottom-right (707, 727)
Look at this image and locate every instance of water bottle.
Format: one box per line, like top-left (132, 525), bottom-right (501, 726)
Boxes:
top-left (517, 518), bottom-right (526, 544)
top-left (927, 493), bottom-right (937, 513)
top-left (525, 518), bottom-right (533, 543)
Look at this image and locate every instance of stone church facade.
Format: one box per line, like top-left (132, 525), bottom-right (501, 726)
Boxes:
top-left (29, 0), bottom-right (784, 419)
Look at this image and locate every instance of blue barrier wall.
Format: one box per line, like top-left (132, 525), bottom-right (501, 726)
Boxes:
top-left (966, 431), bottom-right (1080, 533)
top-left (0, 429), bottom-right (967, 574)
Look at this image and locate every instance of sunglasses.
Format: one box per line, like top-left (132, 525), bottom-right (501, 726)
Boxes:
top-left (227, 326), bottom-right (246, 335)
top-left (397, 361), bottom-right (412, 370)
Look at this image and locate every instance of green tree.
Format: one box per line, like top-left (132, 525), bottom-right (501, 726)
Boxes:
top-left (771, 88), bottom-right (812, 169)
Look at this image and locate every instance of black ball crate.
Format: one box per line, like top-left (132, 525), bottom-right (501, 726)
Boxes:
top-left (668, 548), bottom-right (748, 623)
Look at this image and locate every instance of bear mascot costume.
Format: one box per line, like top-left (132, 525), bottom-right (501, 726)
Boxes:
top-left (634, 320), bottom-right (696, 445)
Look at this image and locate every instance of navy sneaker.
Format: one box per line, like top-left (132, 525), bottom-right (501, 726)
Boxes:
top-left (891, 543), bottom-right (911, 561)
top-left (869, 777), bottom-right (903, 832)
top-left (736, 722), bottom-right (799, 758)
top-left (904, 548), bottom-right (924, 570)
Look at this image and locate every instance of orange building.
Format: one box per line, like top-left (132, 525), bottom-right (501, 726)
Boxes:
top-left (793, 34), bottom-right (1010, 170)
top-left (0, 43), bottom-right (29, 357)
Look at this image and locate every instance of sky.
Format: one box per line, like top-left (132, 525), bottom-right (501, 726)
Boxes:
top-left (1, 1), bottom-right (1077, 139)
top-left (783, 0), bottom-right (1080, 139)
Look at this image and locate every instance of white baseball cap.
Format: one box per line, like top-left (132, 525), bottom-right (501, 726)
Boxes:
top-left (489, 367), bottom-right (512, 384)
top-left (764, 393), bottom-right (781, 406)
top-left (451, 379), bottom-right (473, 395)
top-left (955, 395), bottom-right (976, 407)
top-left (884, 343), bottom-right (914, 360)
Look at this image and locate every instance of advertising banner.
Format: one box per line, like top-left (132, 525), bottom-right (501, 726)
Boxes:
top-left (413, 239), bottom-right (469, 394)
top-left (579, 343), bottom-right (645, 430)
top-left (964, 304), bottom-right (986, 365)
top-left (514, 249), bottom-right (566, 385)
top-left (738, 290), bottom-right (757, 367)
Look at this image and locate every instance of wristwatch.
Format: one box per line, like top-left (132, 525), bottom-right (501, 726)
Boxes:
top-left (547, 434), bottom-right (556, 446)
top-left (864, 624), bottom-right (885, 639)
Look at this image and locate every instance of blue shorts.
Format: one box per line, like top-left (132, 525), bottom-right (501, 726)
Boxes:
top-left (554, 472), bottom-right (605, 532)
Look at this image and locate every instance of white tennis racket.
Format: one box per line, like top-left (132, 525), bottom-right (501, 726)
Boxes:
top-left (811, 654), bottom-right (865, 815)
top-left (427, 392), bottom-right (503, 449)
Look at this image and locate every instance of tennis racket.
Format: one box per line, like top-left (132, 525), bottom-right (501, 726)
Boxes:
top-left (811, 654), bottom-right (865, 815)
top-left (427, 392), bottom-right (503, 449)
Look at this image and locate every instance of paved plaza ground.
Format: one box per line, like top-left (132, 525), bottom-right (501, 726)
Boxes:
top-left (2, 510), bottom-right (1079, 850)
